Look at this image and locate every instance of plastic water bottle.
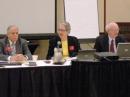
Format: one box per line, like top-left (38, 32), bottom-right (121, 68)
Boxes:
top-left (53, 47), bottom-right (63, 63)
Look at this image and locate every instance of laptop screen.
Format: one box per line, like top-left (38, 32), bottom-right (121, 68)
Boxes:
top-left (117, 43), bottom-right (130, 58)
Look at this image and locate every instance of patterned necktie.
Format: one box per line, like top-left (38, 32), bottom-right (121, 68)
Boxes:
top-left (11, 43), bottom-right (16, 55)
top-left (110, 39), bottom-right (114, 52)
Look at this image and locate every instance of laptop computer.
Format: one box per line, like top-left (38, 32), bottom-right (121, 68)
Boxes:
top-left (77, 49), bottom-right (96, 61)
top-left (117, 43), bottom-right (130, 59)
top-left (94, 52), bottom-right (119, 61)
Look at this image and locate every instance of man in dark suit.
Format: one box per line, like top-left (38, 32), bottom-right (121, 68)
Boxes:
top-left (46, 22), bottom-right (80, 60)
top-left (94, 22), bottom-right (126, 52)
top-left (0, 25), bottom-right (32, 61)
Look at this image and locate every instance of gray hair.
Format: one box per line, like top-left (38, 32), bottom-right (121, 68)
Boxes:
top-left (7, 25), bottom-right (18, 33)
top-left (59, 22), bottom-right (71, 34)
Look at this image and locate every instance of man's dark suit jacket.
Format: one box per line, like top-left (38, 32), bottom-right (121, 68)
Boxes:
top-left (46, 36), bottom-right (80, 60)
top-left (94, 34), bottom-right (126, 52)
top-left (0, 37), bottom-right (32, 60)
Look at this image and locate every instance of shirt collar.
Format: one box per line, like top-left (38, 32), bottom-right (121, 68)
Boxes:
top-left (108, 36), bottom-right (115, 42)
top-left (8, 40), bottom-right (16, 45)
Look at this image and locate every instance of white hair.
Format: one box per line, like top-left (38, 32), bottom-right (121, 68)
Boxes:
top-left (105, 22), bottom-right (119, 32)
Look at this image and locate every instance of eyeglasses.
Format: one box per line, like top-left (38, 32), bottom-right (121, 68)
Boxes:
top-left (58, 29), bottom-right (67, 32)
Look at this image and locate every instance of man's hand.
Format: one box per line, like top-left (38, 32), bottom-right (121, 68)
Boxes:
top-left (10, 54), bottom-right (27, 62)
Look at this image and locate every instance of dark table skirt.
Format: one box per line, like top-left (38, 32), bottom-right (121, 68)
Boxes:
top-left (0, 66), bottom-right (71, 97)
top-left (0, 60), bottom-right (130, 97)
top-left (71, 60), bottom-right (130, 97)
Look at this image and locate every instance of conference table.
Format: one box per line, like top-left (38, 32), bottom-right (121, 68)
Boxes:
top-left (0, 59), bottom-right (130, 97)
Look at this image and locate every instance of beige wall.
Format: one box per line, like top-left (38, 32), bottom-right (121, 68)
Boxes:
top-left (57, 0), bottom-right (65, 29)
top-left (106, 0), bottom-right (130, 23)
top-left (34, 40), bottom-right (49, 60)
top-left (98, 0), bottom-right (104, 32)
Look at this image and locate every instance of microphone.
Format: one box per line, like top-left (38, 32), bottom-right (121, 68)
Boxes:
top-left (57, 41), bottom-right (61, 48)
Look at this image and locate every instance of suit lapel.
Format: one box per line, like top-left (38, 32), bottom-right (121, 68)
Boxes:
top-left (104, 36), bottom-right (109, 51)
top-left (4, 38), bottom-right (11, 55)
top-left (15, 40), bottom-right (22, 54)
top-left (115, 36), bottom-right (120, 47)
